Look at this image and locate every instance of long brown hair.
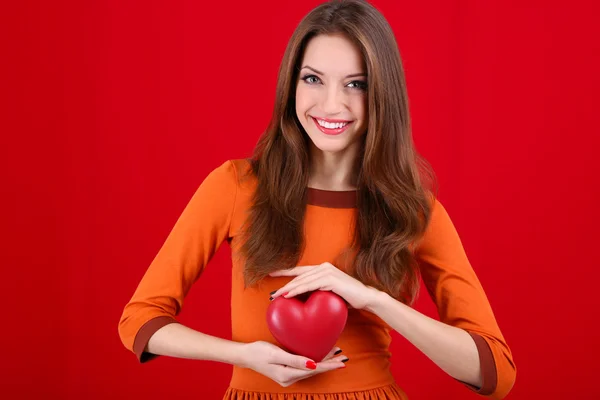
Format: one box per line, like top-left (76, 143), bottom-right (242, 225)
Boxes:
top-left (238, 0), bottom-right (437, 304)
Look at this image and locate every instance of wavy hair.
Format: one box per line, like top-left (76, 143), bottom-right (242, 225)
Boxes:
top-left (238, 0), bottom-right (437, 304)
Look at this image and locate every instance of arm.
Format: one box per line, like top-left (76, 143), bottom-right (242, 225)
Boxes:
top-left (365, 289), bottom-right (483, 388)
top-left (143, 323), bottom-right (347, 384)
top-left (271, 264), bottom-right (485, 388)
top-left (401, 198), bottom-right (516, 399)
top-left (117, 160), bottom-right (346, 384)
top-left (117, 160), bottom-right (238, 362)
top-left (143, 322), bottom-right (247, 365)
top-left (269, 199), bottom-right (515, 397)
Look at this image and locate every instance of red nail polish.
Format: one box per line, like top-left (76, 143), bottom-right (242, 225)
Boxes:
top-left (306, 360), bottom-right (317, 370)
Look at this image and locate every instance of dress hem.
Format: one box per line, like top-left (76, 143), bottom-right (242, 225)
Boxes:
top-left (223, 382), bottom-right (408, 399)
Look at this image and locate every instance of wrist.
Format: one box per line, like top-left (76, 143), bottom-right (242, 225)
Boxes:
top-left (204, 336), bottom-right (249, 367)
top-left (228, 341), bottom-right (251, 368)
top-left (364, 287), bottom-right (390, 313)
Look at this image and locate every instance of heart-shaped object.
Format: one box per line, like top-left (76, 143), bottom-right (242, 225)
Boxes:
top-left (266, 290), bottom-right (348, 362)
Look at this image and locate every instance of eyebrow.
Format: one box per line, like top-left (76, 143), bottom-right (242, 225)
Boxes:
top-left (301, 65), bottom-right (367, 78)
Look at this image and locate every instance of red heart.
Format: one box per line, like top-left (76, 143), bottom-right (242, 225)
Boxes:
top-left (266, 291), bottom-right (348, 362)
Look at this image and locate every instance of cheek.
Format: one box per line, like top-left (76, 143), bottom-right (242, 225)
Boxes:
top-left (295, 85), bottom-right (316, 115)
top-left (350, 96), bottom-right (368, 133)
top-left (351, 96), bottom-right (367, 119)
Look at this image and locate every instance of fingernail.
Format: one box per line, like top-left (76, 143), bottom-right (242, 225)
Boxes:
top-left (269, 296), bottom-right (274, 301)
top-left (342, 358), bottom-right (349, 363)
top-left (306, 360), bottom-right (317, 370)
top-left (270, 290), bottom-right (276, 295)
top-left (334, 349), bottom-right (342, 355)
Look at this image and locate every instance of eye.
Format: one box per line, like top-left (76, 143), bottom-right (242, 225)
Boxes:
top-left (347, 80), bottom-right (368, 91)
top-left (301, 74), bottom-right (321, 84)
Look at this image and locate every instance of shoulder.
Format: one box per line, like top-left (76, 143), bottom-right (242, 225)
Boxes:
top-left (227, 158), bottom-right (257, 191)
top-left (200, 159), bottom-right (257, 210)
top-left (202, 158), bottom-right (254, 189)
top-left (421, 191), bottom-right (450, 227)
top-left (429, 196), bottom-right (447, 220)
top-left (425, 195), bottom-right (456, 235)
top-left (228, 158), bottom-right (254, 181)
top-left (414, 194), bottom-right (466, 257)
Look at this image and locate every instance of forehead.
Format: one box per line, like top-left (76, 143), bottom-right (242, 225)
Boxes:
top-left (300, 34), bottom-right (365, 74)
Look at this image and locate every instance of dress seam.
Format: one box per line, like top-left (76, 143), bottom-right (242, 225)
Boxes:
top-left (226, 381), bottom-right (400, 395)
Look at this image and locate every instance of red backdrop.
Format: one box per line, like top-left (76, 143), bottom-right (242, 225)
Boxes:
top-left (2, 1), bottom-right (599, 399)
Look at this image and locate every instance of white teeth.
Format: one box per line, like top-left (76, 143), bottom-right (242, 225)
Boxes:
top-left (315, 119), bottom-right (349, 129)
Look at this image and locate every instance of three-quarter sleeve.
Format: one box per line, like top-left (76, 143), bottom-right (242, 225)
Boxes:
top-left (118, 160), bottom-right (238, 362)
top-left (415, 198), bottom-right (516, 399)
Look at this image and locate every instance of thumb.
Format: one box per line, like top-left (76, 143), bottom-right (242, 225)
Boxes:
top-left (274, 349), bottom-right (317, 370)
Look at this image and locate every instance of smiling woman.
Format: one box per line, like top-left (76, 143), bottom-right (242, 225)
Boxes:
top-left (295, 34), bottom-right (369, 155)
top-left (117, 1), bottom-right (516, 399)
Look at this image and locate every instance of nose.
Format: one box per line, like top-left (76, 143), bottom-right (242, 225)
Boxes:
top-left (320, 85), bottom-right (345, 115)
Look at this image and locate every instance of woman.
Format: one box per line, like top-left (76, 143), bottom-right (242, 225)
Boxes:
top-left (118, 0), bottom-right (516, 398)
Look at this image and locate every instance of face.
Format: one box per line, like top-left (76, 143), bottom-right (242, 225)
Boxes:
top-left (295, 34), bottom-right (368, 156)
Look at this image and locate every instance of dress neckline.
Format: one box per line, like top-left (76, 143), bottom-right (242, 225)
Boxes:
top-left (306, 187), bottom-right (357, 209)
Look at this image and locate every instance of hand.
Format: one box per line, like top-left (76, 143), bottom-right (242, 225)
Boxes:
top-left (269, 262), bottom-right (381, 310)
top-left (239, 341), bottom-right (347, 387)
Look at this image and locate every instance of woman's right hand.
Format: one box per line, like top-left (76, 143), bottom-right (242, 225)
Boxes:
top-left (238, 341), bottom-right (347, 387)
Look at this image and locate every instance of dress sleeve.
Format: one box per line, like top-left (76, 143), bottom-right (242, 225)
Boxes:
top-left (415, 198), bottom-right (516, 399)
top-left (117, 160), bottom-right (238, 363)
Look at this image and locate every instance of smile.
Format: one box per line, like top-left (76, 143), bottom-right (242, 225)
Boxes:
top-left (311, 117), bottom-right (353, 136)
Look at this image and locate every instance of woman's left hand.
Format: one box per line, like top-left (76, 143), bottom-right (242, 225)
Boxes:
top-left (269, 262), bottom-right (381, 310)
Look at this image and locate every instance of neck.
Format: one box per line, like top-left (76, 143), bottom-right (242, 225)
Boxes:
top-left (307, 141), bottom-right (361, 191)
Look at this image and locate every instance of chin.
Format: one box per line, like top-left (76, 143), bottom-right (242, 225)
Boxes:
top-left (310, 138), bottom-right (352, 154)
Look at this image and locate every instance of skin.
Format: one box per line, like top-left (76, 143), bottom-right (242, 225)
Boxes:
top-left (145, 34), bottom-right (369, 387)
top-left (270, 33), bottom-right (484, 388)
top-left (146, 33), bottom-right (482, 389)
top-left (270, 262), bottom-right (482, 388)
top-left (295, 33), bottom-right (368, 191)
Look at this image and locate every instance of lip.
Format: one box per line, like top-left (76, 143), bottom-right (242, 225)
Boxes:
top-left (313, 116), bottom-right (353, 123)
top-left (311, 116), bottom-right (353, 136)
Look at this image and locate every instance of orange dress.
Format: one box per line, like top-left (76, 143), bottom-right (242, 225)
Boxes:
top-left (118, 159), bottom-right (516, 399)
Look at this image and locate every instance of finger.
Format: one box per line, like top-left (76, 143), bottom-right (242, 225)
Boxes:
top-left (271, 274), bottom-right (311, 299)
top-left (320, 347), bottom-right (342, 361)
top-left (270, 275), bottom-right (302, 299)
top-left (281, 355), bottom-right (347, 382)
top-left (272, 350), bottom-right (318, 371)
top-left (284, 276), bottom-right (334, 299)
top-left (275, 353), bottom-right (347, 386)
top-left (269, 265), bottom-right (317, 277)
top-left (283, 267), bottom-right (328, 290)
top-left (271, 276), bottom-right (310, 299)
top-left (268, 364), bottom-right (314, 387)
top-left (287, 263), bottom-right (328, 281)
top-left (273, 270), bottom-right (331, 299)
top-left (319, 354), bottom-right (349, 365)
top-left (314, 357), bottom-right (347, 371)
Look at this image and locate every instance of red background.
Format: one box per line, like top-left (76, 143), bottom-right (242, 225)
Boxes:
top-left (2, 1), bottom-right (599, 399)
